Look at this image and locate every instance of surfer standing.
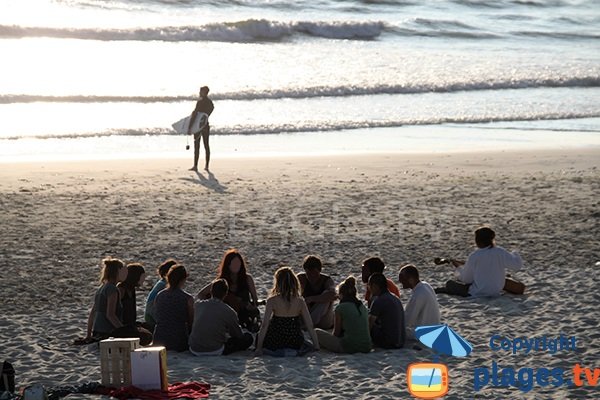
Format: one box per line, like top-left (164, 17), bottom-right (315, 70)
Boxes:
top-left (188, 86), bottom-right (214, 171)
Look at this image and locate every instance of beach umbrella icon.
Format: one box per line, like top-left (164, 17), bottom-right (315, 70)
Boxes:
top-left (415, 324), bottom-right (473, 357)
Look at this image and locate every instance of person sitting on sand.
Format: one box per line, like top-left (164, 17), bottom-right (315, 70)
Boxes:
top-left (144, 259), bottom-right (177, 331)
top-left (361, 257), bottom-right (400, 307)
top-left (83, 257), bottom-right (128, 342)
top-left (435, 227), bottom-right (523, 297)
top-left (118, 263), bottom-right (146, 327)
top-left (315, 276), bottom-right (372, 353)
top-left (255, 266), bottom-right (320, 357)
top-left (153, 264), bottom-right (194, 352)
top-left (297, 255), bottom-right (336, 329)
top-left (115, 263), bottom-right (153, 345)
top-left (368, 273), bottom-right (406, 349)
top-left (398, 264), bottom-right (440, 340)
top-left (197, 249), bottom-right (260, 332)
top-left (189, 279), bottom-right (254, 356)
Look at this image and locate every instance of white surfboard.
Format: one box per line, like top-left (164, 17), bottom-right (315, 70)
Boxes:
top-left (172, 112), bottom-right (208, 135)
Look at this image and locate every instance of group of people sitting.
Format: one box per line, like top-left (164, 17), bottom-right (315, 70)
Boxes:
top-left (82, 226), bottom-right (523, 356)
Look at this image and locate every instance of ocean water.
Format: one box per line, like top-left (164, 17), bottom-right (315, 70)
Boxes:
top-left (1, 0), bottom-right (599, 161)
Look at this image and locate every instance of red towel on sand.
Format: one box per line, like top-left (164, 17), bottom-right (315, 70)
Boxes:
top-left (97, 382), bottom-right (210, 399)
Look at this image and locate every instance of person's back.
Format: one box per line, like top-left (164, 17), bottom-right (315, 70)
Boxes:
top-left (189, 298), bottom-right (240, 353)
top-left (262, 295), bottom-right (305, 350)
top-left (93, 282), bottom-right (123, 335)
top-left (254, 266), bottom-right (320, 356)
top-left (459, 246), bottom-right (522, 297)
top-left (369, 291), bottom-right (405, 349)
top-left (153, 287), bottom-right (193, 351)
top-left (404, 281), bottom-right (440, 339)
top-left (336, 301), bottom-right (372, 353)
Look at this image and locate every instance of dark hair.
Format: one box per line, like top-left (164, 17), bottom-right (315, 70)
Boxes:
top-left (475, 227), bottom-right (496, 248)
top-left (217, 249), bottom-right (248, 292)
top-left (399, 264), bottom-right (419, 281)
top-left (302, 255), bottom-right (322, 272)
top-left (158, 259), bottom-right (177, 278)
top-left (211, 278), bottom-right (229, 300)
top-left (99, 257), bottom-right (125, 283)
top-left (363, 257), bottom-right (385, 274)
top-left (368, 273), bottom-right (388, 293)
top-left (166, 264), bottom-right (188, 289)
top-left (119, 263), bottom-right (146, 291)
top-left (271, 266), bottom-right (300, 303)
top-left (200, 86), bottom-right (209, 94)
top-left (338, 276), bottom-right (363, 314)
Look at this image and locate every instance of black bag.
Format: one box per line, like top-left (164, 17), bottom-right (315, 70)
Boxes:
top-left (1, 361), bottom-right (15, 393)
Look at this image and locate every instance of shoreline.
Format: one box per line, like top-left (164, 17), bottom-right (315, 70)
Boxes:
top-left (1, 147), bottom-right (599, 175)
top-left (2, 124), bottom-right (599, 164)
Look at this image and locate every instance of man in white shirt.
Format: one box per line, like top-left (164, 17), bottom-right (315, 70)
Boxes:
top-left (435, 227), bottom-right (523, 297)
top-left (398, 264), bottom-right (441, 340)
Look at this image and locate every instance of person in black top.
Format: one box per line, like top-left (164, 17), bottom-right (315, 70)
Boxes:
top-left (297, 255), bottom-right (336, 329)
top-left (368, 273), bottom-right (406, 349)
top-left (115, 263), bottom-right (153, 345)
top-left (188, 85), bottom-right (214, 171)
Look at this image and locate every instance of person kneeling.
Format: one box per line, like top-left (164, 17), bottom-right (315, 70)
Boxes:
top-left (189, 279), bottom-right (253, 356)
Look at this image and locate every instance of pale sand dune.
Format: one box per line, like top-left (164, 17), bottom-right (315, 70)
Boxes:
top-left (0, 149), bottom-right (598, 399)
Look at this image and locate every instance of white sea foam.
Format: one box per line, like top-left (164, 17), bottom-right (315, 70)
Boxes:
top-left (0, 20), bottom-right (388, 42)
top-left (2, 17), bottom-right (596, 42)
top-left (2, 76), bottom-right (599, 104)
top-left (0, 0), bottom-right (598, 160)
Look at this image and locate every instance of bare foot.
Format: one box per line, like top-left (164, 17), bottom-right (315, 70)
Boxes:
top-left (189, 166), bottom-right (198, 171)
top-left (204, 166), bottom-right (209, 171)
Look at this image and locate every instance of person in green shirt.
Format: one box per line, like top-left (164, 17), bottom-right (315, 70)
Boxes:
top-left (315, 276), bottom-right (372, 353)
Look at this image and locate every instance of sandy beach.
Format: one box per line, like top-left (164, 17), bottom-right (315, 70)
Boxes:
top-left (1, 148), bottom-right (599, 399)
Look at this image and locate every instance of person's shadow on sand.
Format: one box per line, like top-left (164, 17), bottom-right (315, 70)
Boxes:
top-left (180, 170), bottom-right (227, 193)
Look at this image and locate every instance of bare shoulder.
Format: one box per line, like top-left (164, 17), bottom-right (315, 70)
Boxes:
top-left (292, 296), bottom-right (306, 310)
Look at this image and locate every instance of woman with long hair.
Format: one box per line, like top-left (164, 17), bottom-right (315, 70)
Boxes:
top-left (83, 257), bottom-right (128, 341)
top-left (117, 263), bottom-right (146, 326)
top-left (255, 266), bottom-right (319, 356)
top-left (115, 263), bottom-right (153, 345)
top-left (197, 249), bottom-right (260, 331)
top-left (153, 264), bottom-right (194, 351)
top-left (315, 276), bottom-right (371, 353)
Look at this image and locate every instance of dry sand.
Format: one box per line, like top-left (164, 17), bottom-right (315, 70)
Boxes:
top-left (0, 149), bottom-right (598, 399)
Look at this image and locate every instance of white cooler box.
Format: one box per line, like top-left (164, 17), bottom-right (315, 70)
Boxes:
top-left (130, 346), bottom-right (168, 391)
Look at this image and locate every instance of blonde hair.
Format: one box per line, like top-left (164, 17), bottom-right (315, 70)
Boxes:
top-left (270, 266), bottom-right (300, 303)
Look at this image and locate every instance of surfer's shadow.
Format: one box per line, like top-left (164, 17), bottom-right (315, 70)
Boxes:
top-left (180, 171), bottom-right (227, 193)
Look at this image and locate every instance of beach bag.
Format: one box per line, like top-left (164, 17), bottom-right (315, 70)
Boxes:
top-left (503, 277), bottom-right (525, 295)
top-left (0, 361), bottom-right (15, 393)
